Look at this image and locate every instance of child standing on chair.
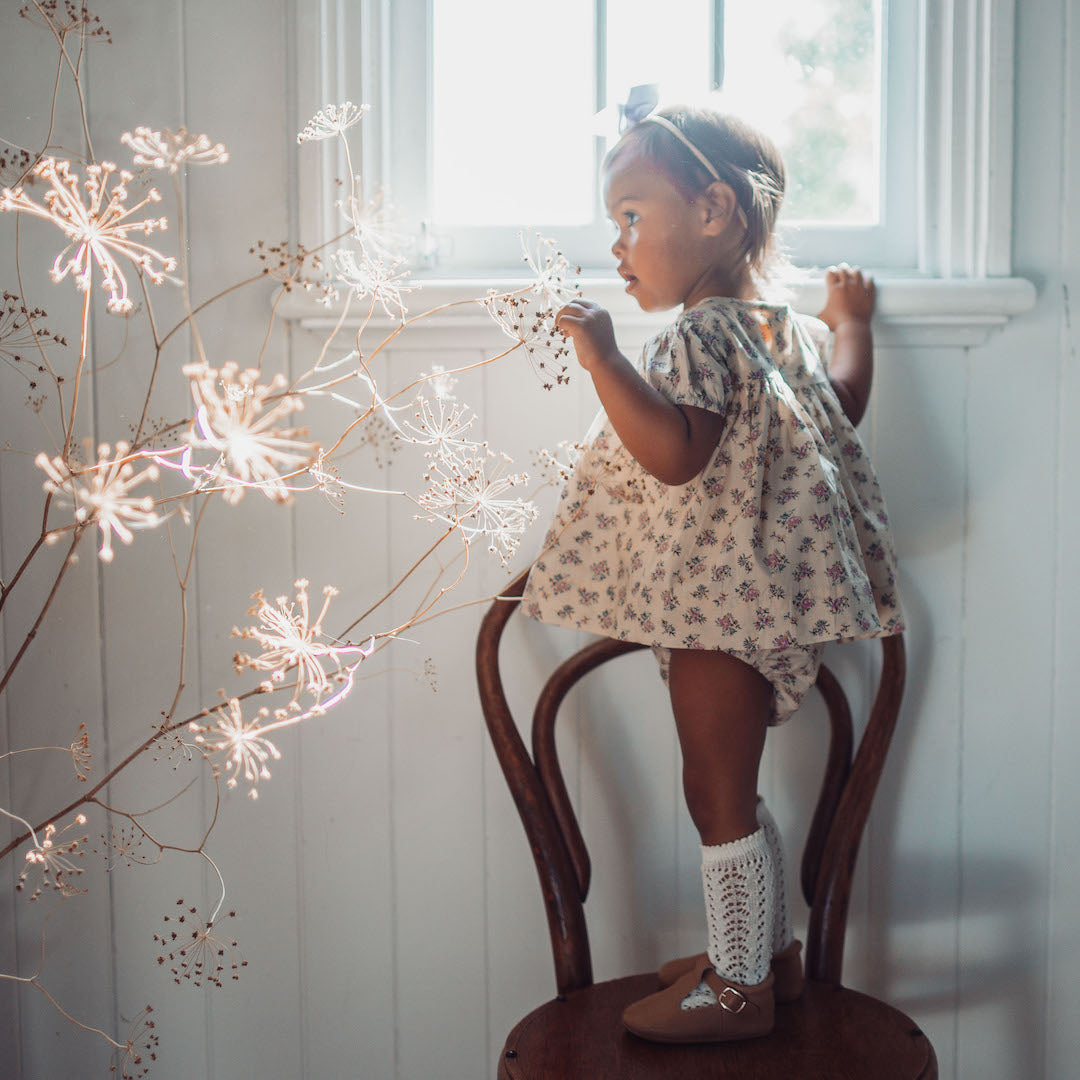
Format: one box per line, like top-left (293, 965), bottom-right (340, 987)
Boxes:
top-left (521, 105), bottom-right (904, 1043)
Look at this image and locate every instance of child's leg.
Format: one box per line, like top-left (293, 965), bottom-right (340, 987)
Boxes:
top-left (667, 648), bottom-right (771, 845)
top-left (621, 648), bottom-right (778, 1041)
top-left (666, 649), bottom-right (776, 992)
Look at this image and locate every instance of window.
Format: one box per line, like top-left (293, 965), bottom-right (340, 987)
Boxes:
top-left (297, 0), bottom-right (1019, 289)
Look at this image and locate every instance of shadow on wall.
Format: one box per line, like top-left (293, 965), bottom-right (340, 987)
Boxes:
top-left (878, 850), bottom-right (1039, 1080)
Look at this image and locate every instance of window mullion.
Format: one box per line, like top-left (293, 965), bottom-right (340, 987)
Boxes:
top-left (595, 0), bottom-right (606, 112)
top-left (712, 0), bottom-right (725, 91)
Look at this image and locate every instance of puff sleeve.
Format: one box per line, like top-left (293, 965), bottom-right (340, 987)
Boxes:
top-left (792, 312), bottom-right (834, 371)
top-left (642, 317), bottom-right (732, 417)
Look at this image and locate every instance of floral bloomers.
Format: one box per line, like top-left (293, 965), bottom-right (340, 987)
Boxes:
top-left (522, 296), bottom-right (904, 723)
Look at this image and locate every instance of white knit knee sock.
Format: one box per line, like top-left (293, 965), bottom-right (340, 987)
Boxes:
top-left (756, 798), bottom-right (795, 953)
top-left (700, 827), bottom-right (774, 986)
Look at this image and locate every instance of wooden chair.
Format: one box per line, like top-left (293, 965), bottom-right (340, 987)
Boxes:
top-left (476, 566), bottom-right (937, 1079)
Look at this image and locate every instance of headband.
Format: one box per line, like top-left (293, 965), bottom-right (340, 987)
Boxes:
top-left (629, 106), bottom-right (750, 230)
top-left (640, 114), bottom-right (722, 183)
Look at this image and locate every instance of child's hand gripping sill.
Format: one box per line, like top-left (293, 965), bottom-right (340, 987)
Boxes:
top-left (816, 262), bottom-right (876, 426)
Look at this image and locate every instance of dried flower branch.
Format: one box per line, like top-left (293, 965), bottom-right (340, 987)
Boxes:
top-left (0, 14), bottom-right (578, 1070)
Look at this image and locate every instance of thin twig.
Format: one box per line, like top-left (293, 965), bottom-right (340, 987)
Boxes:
top-left (0, 530), bottom-right (83, 698)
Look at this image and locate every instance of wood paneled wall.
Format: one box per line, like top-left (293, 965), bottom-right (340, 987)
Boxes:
top-left (1, 2), bottom-right (1077, 1077)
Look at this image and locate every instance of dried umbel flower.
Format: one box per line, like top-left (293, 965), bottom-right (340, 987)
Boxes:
top-left (20, 1), bottom-right (112, 43)
top-left (332, 247), bottom-right (416, 320)
top-left (95, 823), bottom-right (160, 871)
top-left (0, 290), bottom-right (67, 381)
top-left (399, 394), bottom-right (480, 462)
top-left (0, 146), bottom-right (35, 186)
top-left (37, 441), bottom-right (163, 562)
top-left (355, 412), bottom-right (400, 469)
top-left (418, 657), bottom-right (438, 693)
top-left (421, 363), bottom-right (458, 402)
top-left (232, 579), bottom-right (372, 710)
top-left (190, 698), bottom-right (281, 800)
top-left (480, 232), bottom-right (580, 388)
top-left (154, 902), bottom-right (247, 988)
top-left (110, 1005), bottom-right (158, 1080)
top-left (17, 815), bottom-right (88, 900)
top-left (309, 450), bottom-right (346, 511)
top-left (121, 126), bottom-right (229, 173)
top-left (483, 291), bottom-right (571, 390)
top-left (1, 158), bottom-right (177, 314)
top-left (249, 238), bottom-right (338, 304)
top-left (531, 440), bottom-right (586, 486)
top-left (416, 447), bottom-right (538, 568)
top-left (520, 230), bottom-right (582, 312)
top-left (297, 101), bottom-right (371, 144)
top-left (179, 361), bottom-right (318, 504)
top-left (336, 186), bottom-right (404, 265)
top-left (70, 721), bottom-right (91, 781)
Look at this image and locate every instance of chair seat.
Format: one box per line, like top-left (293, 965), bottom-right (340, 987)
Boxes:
top-left (499, 974), bottom-right (937, 1080)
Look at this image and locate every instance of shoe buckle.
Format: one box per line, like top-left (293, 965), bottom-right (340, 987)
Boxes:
top-left (718, 986), bottom-right (748, 1014)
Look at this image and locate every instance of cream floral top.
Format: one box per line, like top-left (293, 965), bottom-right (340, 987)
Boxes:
top-left (522, 296), bottom-right (904, 652)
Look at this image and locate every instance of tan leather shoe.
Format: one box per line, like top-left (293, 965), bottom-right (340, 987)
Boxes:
top-left (656, 939), bottom-right (804, 1002)
top-left (622, 966), bottom-right (775, 1044)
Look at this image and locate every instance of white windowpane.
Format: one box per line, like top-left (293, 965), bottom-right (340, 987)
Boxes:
top-left (605, 0), bottom-right (712, 109)
top-left (428, 0), bottom-right (884, 254)
top-left (432, 0), bottom-right (595, 225)
top-left (717, 0), bottom-right (881, 224)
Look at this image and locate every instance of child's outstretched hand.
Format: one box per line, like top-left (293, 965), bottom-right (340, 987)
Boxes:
top-left (817, 263), bottom-right (875, 331)
top-left (555, 298), bottom-right (619, 372)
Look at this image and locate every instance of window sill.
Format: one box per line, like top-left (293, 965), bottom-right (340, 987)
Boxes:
top-left (279, 275), bottom-right (1036, 348)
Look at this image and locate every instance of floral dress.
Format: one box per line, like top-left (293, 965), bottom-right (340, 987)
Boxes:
top-left (522, 296), bottom-right (904, 717)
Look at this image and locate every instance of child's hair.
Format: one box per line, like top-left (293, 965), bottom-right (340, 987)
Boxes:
top-left (605, 106), bottom-right (790, 296)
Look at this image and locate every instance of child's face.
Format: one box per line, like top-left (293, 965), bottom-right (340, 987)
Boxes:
top-left (603, 152), bottom-right (718, 312)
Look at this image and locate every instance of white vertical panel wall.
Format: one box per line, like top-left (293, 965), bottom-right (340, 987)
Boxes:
top-left (0, 2), bottom-right (1077, 1079)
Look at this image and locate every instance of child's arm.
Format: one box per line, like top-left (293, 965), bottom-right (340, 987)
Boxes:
top-left (816, 264), bottom-right (875, 426)
top-left (556, 299), bottom-right (724, 487)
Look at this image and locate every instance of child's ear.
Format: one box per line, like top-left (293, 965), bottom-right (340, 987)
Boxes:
top-left (702, 181), bottom-right (739, 235)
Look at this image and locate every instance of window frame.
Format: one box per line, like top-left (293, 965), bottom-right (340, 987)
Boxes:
top-left (294, 0), bottom-right (1021, 286)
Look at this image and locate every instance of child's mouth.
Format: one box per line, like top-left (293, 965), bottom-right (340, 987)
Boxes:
top-left (619, 268), bottom-right (638, 292)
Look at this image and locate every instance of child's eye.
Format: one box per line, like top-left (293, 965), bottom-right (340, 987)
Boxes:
top-left (607, 211), bottom-right (639, 236)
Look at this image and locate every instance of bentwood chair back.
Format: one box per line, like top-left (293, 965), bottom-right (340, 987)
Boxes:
top-left (477, 566), bottom-right (937, 1079)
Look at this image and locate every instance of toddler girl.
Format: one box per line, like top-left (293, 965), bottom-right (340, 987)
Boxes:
top-left (521, 104), bottom-right (903, 1043)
